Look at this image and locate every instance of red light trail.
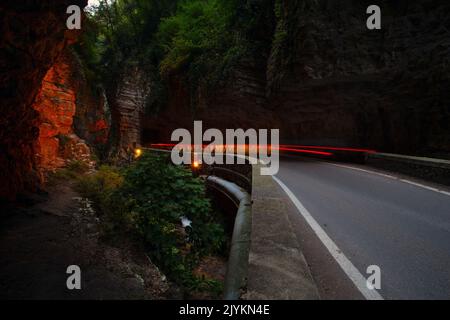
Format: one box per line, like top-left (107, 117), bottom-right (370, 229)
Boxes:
top-left (280, 144), bottom-right (376, 154)
top-left (149, 143), bottom-right (336, 156)
top-left (149, 143), bottom-right (374, 156)
top-left (278, 147), bottom-right (333, 156)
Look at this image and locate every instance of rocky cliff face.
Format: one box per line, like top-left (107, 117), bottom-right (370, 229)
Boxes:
top-left (0, 0), bottom-right (87, 200)
top-left (70, 52), bottom-right (111, 152)
top-left (143, 0), bottom-right (450, 158)
top-left (142, 59), bottom-right (278, 144)
top-left (110, 66), bottom-right (151, 158)
top-left (32, 49), bottom-right (108, 172)
top-left (267, 0), bottom-right (450, 155)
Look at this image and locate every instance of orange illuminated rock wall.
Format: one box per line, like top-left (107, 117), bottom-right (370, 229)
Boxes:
top-left (32, 51), bottom-right (105, 172)
top-left (33, 55), bottom-right (76, 169)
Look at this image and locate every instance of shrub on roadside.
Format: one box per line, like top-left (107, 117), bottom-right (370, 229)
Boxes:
top-left (116, 152), bottom-right (225, 283)
top-left (76, 152), bottom-right (226, 290)
top-left (66, 159), bottom-right (90, 173)
top-left (47, 160), bottom-right (91, 184)
top-left (75, 165), bottom-right (129, 229)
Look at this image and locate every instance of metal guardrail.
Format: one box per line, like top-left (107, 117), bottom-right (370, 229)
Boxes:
top-left (367, 152), bottom-right (450, 185)
top-left (143, 148), bottom-right (253, 299)
top-left (368, 152), bottom-right (450, 169)
top-left (208, 167), bottom-right (252, 193)
top-left (206, 176), bottom-right (252, 300)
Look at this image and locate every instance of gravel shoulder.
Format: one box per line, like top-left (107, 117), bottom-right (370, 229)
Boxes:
top-left (0, 181), bottom-right (178, 300)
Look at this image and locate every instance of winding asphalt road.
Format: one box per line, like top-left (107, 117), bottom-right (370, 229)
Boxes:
top-left (276, 157), bottom-right (450, 300)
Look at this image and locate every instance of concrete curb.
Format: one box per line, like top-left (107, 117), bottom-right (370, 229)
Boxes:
top-left (243, 164), bottom-right (320, 300)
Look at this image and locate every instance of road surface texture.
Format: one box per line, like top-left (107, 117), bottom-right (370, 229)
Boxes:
top-left (276, 156), bottom-right (450, 300)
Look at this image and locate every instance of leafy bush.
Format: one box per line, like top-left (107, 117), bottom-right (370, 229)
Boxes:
top-left (76, 165), bottom-right (128, 228)
top-left (47, 160), bottom-right (91, 184)
top-left (117, 152), bottom-right (225, 282)
top-left (77, 152), bottom-right (225, 289)
top-left (66, 160), bottom-right (90, 173)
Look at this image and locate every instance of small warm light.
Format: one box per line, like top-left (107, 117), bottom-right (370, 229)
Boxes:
top-left (192, 161), bottom-right (200, 169)
top-left (134, 148), bottom-right (143, 158)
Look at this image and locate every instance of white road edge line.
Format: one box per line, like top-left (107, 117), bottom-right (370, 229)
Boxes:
top-left (272, 175), bottom-right (384, 300)
top-left (328, 163), bottom-right (450, 197)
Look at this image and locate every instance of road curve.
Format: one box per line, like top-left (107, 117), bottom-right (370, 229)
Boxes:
top-left (276, 156), bottom-right (450, 300)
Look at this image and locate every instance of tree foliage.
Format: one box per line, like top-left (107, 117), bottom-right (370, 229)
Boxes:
top-left (157, 0), bottom-right (238, 81)
top-left (76, 0), bottom-right (177, 84)
top-left (76, 0), bottom-right (274, 106)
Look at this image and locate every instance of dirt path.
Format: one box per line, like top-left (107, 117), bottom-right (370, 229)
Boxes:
top-left (0, 181), bottom-right (176, 300)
